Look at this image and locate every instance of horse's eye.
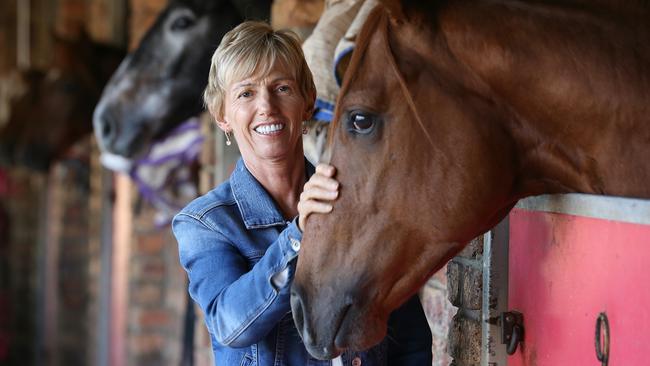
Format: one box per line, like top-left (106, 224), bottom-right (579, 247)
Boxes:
top-left (348, 112), bottom-right (375, 134)
top-left (171, 14), bottom-right (195, 31)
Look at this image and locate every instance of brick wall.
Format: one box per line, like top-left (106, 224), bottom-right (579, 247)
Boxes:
top-left (0, 150), bottom-right (95, 366)
top-left (2, 167), bottom-right (44, 365)
top-left (125, 204), bottom-right (186, 366)
top-left (47, 142), bottom-right (94, 366)
top-left (447, 237), bottom-right (484, 365)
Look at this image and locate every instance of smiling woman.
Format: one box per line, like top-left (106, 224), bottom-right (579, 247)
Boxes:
top-left (172, 21), bottom-right (432, 366)
top-left (216, 64), bottom-right (310, 172)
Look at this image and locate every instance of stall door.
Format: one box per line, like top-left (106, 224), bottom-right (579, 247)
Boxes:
top-left (507, 205), bottom-right (650, 365)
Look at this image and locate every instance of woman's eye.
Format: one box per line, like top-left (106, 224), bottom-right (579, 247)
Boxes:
top-left (238, 91), bottom-right (252, 99)
top-left (277, 85), bottom-right (290, 93)
top-left (348, 112), bottom-right (374, 134)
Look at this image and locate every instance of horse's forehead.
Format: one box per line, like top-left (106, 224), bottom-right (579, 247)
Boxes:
top-left (342, 19), bottom-right (393, 98)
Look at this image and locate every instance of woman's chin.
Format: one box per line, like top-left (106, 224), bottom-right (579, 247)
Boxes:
top-left (251, 138), bottom-right (302, 161)
top-left (249, 145), bottom-right (297, 163)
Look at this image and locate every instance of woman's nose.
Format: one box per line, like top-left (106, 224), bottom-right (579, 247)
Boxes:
top-left (257, 90), bottom-right (278, 115)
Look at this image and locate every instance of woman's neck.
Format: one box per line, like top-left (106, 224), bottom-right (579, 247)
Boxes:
top-left (243, 154), bottom-right (306, 219)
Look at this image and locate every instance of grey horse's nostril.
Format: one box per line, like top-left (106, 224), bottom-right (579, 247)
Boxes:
top-left (100, 115), bottom-right (114, 140)
top-left (94, 105), bottom-right (118, 147)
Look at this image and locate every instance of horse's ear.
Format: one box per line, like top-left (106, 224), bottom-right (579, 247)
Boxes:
top-left (379, 0), bottom-right (406, 22)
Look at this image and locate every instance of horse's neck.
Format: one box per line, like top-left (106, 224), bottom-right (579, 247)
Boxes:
top-left (510, 110), bottom-right (650, 199)
top-left (438, 1), bottom-right (650, 199)
top-left (495, 5), bottom-right (650, 199)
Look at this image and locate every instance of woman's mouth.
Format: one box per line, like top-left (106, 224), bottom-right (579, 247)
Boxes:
top-left (254, 123), bottom-right (285, 135)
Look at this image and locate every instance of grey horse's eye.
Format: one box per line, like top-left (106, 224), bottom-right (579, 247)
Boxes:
top-left (347, 111), bottom-right (376, 135)
top-left (170, 14), bottom-right (195, 31)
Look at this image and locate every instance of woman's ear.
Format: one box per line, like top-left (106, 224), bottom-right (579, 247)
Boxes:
top-left (303, 107), bottom-right (314, 122)
top-left (303, 91), bottom-right (316, 121)
top-left (210, 107), bottom-right (231, 132)
top-left (215, 118), bottom-right (230, 133)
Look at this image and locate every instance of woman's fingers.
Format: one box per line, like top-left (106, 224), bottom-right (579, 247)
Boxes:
top-left (300, 186), bottom-right (339, 202)
top-left (298, 200), bottom-right (333, 216)
top-left (298, 200), bottom-right (333, 231)
top-left (298, 164), bottom-right (339, 231)
top-left (303, 173), bottom-right (339, 192)
top-left (315, 163), bottom-right (336, 177)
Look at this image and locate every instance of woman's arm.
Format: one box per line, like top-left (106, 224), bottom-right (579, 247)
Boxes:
top-left (173, 214), bottom-right (302, 348)
top-left (173, 164), bottom-right (339, 348)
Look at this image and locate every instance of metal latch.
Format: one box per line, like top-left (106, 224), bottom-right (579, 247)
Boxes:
top-left (501, 311), bottom-right (524, 355)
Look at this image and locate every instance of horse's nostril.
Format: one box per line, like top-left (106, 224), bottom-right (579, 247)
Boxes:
top-left (93, 106), bottom-right (117, 147)
top-left (100, 115), bottom-right (115, 141)
top-left (290, 289), bottom-right (312, 344)
top-left (102, 119), bottom-right (111, 137)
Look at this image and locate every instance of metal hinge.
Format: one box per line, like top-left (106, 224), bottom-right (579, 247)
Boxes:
top-left (500, 311), bottom-right (524, 355)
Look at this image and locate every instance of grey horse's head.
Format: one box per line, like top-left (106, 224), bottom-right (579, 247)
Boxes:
top-left (93, 0), bottom-right (271, 167)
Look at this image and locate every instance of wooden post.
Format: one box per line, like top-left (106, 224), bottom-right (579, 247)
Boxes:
top-left (110, 174), bottom-right (132, 366)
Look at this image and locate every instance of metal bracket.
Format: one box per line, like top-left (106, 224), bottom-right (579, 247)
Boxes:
top-left (500, 311), bottom-right (524, 355)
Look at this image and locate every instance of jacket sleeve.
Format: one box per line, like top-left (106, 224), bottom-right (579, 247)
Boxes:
top-left (172, 213), bottom-right (302, 348)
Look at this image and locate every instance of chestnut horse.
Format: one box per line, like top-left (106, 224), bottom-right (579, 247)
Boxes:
top-left (291, 0), bottom-right (650, 359)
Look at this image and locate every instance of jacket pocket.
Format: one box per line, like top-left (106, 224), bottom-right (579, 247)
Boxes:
top-left (239, 353), bottom-right (254, 366)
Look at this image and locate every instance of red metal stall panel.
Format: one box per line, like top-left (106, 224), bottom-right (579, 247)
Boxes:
top-left (508, 208), bottom-right (650, 366)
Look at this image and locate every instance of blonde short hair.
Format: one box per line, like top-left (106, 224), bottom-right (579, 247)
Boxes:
top-left (203, 21), bottom-right (316, 120)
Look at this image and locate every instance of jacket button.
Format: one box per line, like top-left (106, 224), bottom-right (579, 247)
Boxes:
top-left (290, 238), bottom-right (301, 251)
top-left (352, 357), bottom-right (362, 366)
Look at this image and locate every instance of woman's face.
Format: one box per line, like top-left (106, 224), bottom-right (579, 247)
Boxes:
top-left (220, 61), bottom-right (311, 164)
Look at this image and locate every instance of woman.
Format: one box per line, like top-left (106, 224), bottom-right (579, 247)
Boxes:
top-left (172, 21), bottom-right (432, 365)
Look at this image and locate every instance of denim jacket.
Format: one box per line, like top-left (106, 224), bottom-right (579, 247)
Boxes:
top-left (172, 158), bottom-right (432, 365)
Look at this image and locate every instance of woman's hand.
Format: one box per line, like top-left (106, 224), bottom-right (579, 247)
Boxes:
top-left (297, 164), bottom-right (339, 231)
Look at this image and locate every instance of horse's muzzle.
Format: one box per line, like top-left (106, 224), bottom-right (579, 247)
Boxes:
top-left (290, 286), bottom-right (343, 360)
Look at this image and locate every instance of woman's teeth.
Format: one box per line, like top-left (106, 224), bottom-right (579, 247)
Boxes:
top-left (255, 123), bottom-right (285, 135)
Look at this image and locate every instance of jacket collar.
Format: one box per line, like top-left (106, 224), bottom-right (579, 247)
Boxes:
top-left (230, 157), bottom-right (315, 229)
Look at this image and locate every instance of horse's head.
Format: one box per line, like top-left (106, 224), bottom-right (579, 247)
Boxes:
top-left (0, 35), bottom-right (124, 171)
top-left (93, 0), bottom-right (271, 164)
top-left (291, 1), bottom-right (520, 359)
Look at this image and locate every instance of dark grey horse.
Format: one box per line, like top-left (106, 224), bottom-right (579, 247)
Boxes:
top-left (93, 0), bottom-right (272, 165)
